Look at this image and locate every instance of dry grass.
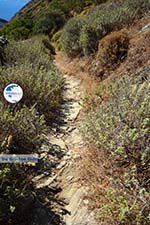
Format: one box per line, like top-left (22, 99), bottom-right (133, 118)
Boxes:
top-left (79, 145), bottom-right (112, 209)
top-left (55, 52), bottom-right (99, 98)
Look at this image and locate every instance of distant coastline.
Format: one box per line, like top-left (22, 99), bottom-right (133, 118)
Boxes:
top-left (0, 18), bottom-right (7, 28)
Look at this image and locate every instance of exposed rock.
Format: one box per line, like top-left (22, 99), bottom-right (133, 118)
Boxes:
top-left (141, 23), bottom-right (150, 33)
top-left (56, 160), bottom-right (68, 170)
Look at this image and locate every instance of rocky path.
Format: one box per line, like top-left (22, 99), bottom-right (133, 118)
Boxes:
top-left (32, 53), bottom-right (97, 225)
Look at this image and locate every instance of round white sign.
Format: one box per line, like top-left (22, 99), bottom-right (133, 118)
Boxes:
top-left (3, 84), bottom-right (23, 104)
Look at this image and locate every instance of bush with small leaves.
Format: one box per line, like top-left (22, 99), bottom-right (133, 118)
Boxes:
top-left (0, 164), bottom-right (34, 224)
top-left (2, 36), bottom-right (64, 122)
top-left (0, 106), bottom-right (45, 224)
top-left (79, 0), bottom-right (150, 55)
top-left (33, 9), bottom-right (66, 35)
top-left (5, 36), bottom-right (52, 69)
top-left (82, 72), bottom-right (150, 164)
top-left (9, 27), bottom-right (30, 41)
top-left (0, 63), bottom-right (64, 122)
top-left (0, 104), bottom-right (47, 153)
top-left (97, 31), bottom-right (129, 68)
top-left (80, 24), bottom-right (99, 55)
top-left (0, 17), bottom-right (33, 40)
top-left (124, 0), bottom-right (150, 13)
top-left (49, 0), bottom-right (89, 14)
top-left (0, 19), bottom-right (65, 225)
top-left (81, 70), bottom-right (150, 224)
top-left (61, 17), bottom-right (85, 57)
top-left (98, 188), bottom-right (150, 224)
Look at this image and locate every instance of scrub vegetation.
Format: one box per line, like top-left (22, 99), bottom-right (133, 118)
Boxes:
top-left (0, 36), bottom-right (64, 224)
top-left (81, 71), bottom-right (150, 224)
top-left (0, 0), bottom-right (149, 224)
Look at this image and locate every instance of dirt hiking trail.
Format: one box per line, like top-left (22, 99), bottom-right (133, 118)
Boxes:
top-left (32, 52), bottom-right (98, 225)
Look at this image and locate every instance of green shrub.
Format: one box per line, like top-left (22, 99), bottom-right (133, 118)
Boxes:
top-left (33, 9), bottom-right (66, 35)
top-left (0, 164), bottom-right (34, 224)
top-left (82, 73), bottom-right (150, 162)
top-left (80, 3), bottom-right (128, 55)
top-left (64, 0), bottom-right (86, 13)
top-left (0, 17), bottom-right (65, 225)
top-left (98, 188), bottom-right (150, 224)
top-left (125, 0), bottom-right (150, 12)
top-left (82, 69), bottom-right (150, 180)
top-left (61, 17), bottom-right (85, 57)
top-left (9, 27), bottom-right (30, 41)
top-left (0, 17), bottom-right (33, 40)
top-left (5, 36), bottom-right (52, 69)
top-left (49, 0), bottom-right (88, 14)
top-left (79, 0), bottom-right (150, 55)
top-left (0, 104), bottom-right (46, 153)
top-left (97, 31), bottom-right (129, 68)
top-left (49, 0), bottom-right (105, 14)
top-left (81, 70), bottom-right (150, 224)
top-left (1, 37), bottom-right (64, 122)
top-left (49, 0), bottom-right (69, 15)
top-left (0, 63), bottom-right (64, 122)
top-left (0, 35), bottom-right (64, 224)
top-left (80, 24), bottom-right (99, 55)
top-left (0, 106), bottom-right (45, 224)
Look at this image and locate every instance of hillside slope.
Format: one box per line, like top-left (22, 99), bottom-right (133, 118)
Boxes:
top-left (0, 18), bottom-right (7, 28)
top-left (14, 0), bottom-right (49, 19)
top-left (0, 1), bottom-right (149, 225)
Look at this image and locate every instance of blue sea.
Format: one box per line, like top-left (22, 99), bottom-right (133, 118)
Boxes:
top-left (0, 0), bottom-right (30, 21)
